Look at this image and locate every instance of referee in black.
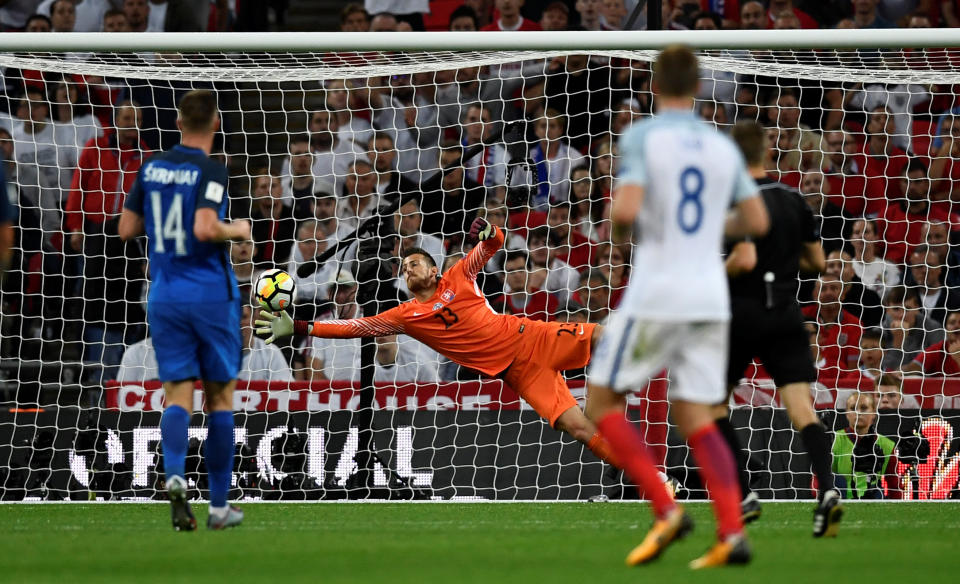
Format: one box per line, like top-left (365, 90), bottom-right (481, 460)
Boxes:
top-left (718, 121), bottom-right (843, 538)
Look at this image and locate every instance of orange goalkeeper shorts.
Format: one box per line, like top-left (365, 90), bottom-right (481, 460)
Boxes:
top-left (502, 320), bottom-right (598, 427)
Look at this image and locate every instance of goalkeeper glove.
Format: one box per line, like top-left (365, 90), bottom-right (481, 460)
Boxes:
top-left (468, 217), bottom-right (493, 243)
top-left (254, 310), bottom-right (295, 344)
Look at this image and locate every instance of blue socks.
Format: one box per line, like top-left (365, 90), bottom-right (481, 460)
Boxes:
top-left (160, 405), bottom-right (190, 481)
top-left (205, 410), bottom-right (235, 508)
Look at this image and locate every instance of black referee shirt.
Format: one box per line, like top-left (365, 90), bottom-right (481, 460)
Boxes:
top-left (728, 178), bottom-right (819, 306)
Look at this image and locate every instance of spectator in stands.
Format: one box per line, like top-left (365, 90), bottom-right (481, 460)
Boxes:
top-left (569, 166), bottom-right (600, 241)
top-left (310, 183), bottom-right (339, 237)
top-left (930, 114), bottom-right (960, 201)
top-left (881, 286), bottom-right (943, 371)
top-left (50, 80), bottom-right (104, 192)
top-left (905, 244), bottom-right (960, 326)
top-left (698, 99), bottom-right (729, 130)
top-left (65, 100), bottom-right (148, 381)
top-left (850, 84), bottom-right (928, 155)
top-left (435, 67), bottom-right (482, 131)
top-left (295, 108), bottom-right (363, 197)
top-left (419, 141), bottom-right (485, 240)
top-left (369, 12), bottom-right (399, 31)
top-left (833, 391), bottom-right (901, 499)
top-left (852, 0), bottom-right (895, 28)
top-left (767, 0), bottom-right (818, 28)
top-left (850, 218), bottom-right (901, 295)
top-left (287, 219), bottom-right (335, 306)
top-left (283, 134), bottom-right (316, 220)
top-left (48, 0), bottom-right (75, 32)
top-left (499, 249), bottom-right (558, 321)
top-left (923, 221), bottom-right (960, 288)
top-left (799, 170), bottom-right (845, 251)
top-left (335, 158), bottom-right (379, 237)
top-left (826, 249), bottom-right (883, 327)
top-left (340, 2), bottom-right (369, 31)
top-left (394, 198), bottom-right (444, 271)
top-left (590, 139), bottom-right (615, 201)
top-left (599, 0), bottom-right (627, 29)
top-left (368, 131), bottom-right (416, 198)
top-left (230, 239), bottom-right (256, 288)
top-left (526, 225), bottom-right (579, 305)
top-left (575, 0), bottom-right (601, 30)
top-left (877, 373), bottom-right (921, 410)
top-left (772, 10), bottom-right (801, 29)
top-left (592, 241), bottom-right (628, 310)
top-left (802, 273), bottom-right (863, 381)
top-left (462, 0), bottom-right (492, 27)
top-left (881, 159), bottom-right (946, 264)
top-left (325, 79), bottom-right (374, 156)
top-left (368, 74), bottom-right (440, 183)
top-left (102, 8), bottom-right (128, 31)
top-left (25, 12), bottom-right (51, 31)
top-left (740, 0), bottom-right (765, 29)
top-left (541, 55), bottom-right (612, 153)
top-left (123, 0), bottom-right (150, 32)
top-left (448, 4), bottom-right (478, 30)
top-left (903, 310), bottom-right (960, 376)
top-left (819, 129), bottom-right (866, 216)
top-left (460, 103), bottom-right (499, 190)
top-left (691, 10), bottom-right (720, 30)
top-left (769, 89), bottom-right (823, 179)
top-left (540, 1), bottom-right (568, 30)
top-left (858, 327), bottom-right (885, 379)
top-left (573, 268), bottom-right (611, 324)
top-left (305, 269), bottom-right (361, 380)
top-left (861, 107), bottom-right (908, 216)
top-left (481, 0), bottom-right (540, 31)
top-left (545, 201), bottom-right (593, 270)
top-left (374, 333), bottom-right (441, 383)
top-left (251, 173), bottom-right (296, 268)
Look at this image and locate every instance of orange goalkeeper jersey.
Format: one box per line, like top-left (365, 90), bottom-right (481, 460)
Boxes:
top-left (307, 226), bottom-right (525, 376)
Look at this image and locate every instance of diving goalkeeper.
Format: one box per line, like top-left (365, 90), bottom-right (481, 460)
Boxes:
top-left (256, 217), bottom-right (619, 465)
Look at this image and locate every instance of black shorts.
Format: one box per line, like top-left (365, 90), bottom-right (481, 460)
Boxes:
top-left (727, 297), bottom-right (818, 388)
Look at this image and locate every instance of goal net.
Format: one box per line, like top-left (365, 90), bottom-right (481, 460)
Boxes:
top-left (1, 32), bottom-right (959, 502)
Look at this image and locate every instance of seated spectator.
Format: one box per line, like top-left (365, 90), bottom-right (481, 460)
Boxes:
top-left (802, 274), bottom-right (862, 381)
top-left (526, 225), bottom-right (579, 305)
top-left (849, 218), bottom-right (901, 294)
top-left (592, 242), bottom-right (628, 310)
top-left (449, 4), bottom-right (478, 30)
top-left (852, 0), bottom-right (895, 28)
top-left (767, 0), bottom-right (818, 29)
top-left (922, 220), bottom-right (960, 288)
top-left (519, 109), bottom-right (586, 209)
top-left (310, 181), bottom-right (340, 237)
top-left (904, 244), bottom-right (960, 326)
top-left (569, 166), bottom-right (601, 242)
top-left (767, 89), bottom-right (823, 179)
top-left (862, 107), bottom-right (909, 217)
top-left (929, 113), bottom-right (960, 200)
top-left (369, 131), bottom-right (416, 198)
top-left (419, 142), bottom-right (485, 240)
top-left (881, 286), bottom-right (943, 371)
top-left (287, 220), bottom-right (336, 305)
top-left (375, 334), bottom-right (441, 383)
top-left (875, 373), bottom-right (927, 487)
top-left (240, 304), bottom-right (294, 382)
top-left (599, 0), bottom-right (627, 29)
top-left (540, 1), bottom-right (568, 30)
top-left (325, 79), bottom-right (374, 155)
top-left (877, 373), bottom-right (921, 410)
top-left (459, 103), bottom-right (501, 190)
top-left (848, 83), bottom-right (929, 154)
top-left (102, 8), bottom-right (129, 31)
top-left (558, 300), bottom-right (589, 323)
top-left (573, 268), bottom-right (612, 323)
top-left (541, 54), bottom-right (612, 152)
top-left (395, 198), bottom-right (444, 268)
top-left (545, 202), bottom-right (593, 270)
top-left (282, 134), bottom-right (316, 219)
top-left (291, 108), bottom-right (364, 197)
top-left (335, 158), bottom-right (379, 237)
top-left (369, 12), bottom-right (399, 32)
top-left (25, 13), bottom-right (50, 32)
top-left (230, 239), bottom-right (256, 288)
top-left (903, 310), bottom-right (960, 376)
top-left (880, 159), bottom-right (951, 265)
top-left (833, 392), bottom-right (901, 500)
top-left (826, 249), bottom-right (883, 327)
top-left (369, 73), bottom-right (441, 183)
top-left (576, 0), bottom-right (601, 30)
top-left (590, 139), bottom-right (615, 201)
top-left (740, 0), bottom-right (765, 29)
top-left (339, 2), bottom-right (369, 31)
top-left (50, 80), bottom-right (103, 185)
top-left (820, 129), bottom-right (871, 217)
top-left (480, 0), bottom-right (540, 31)
top-left (123, 0), bottom-right (153, 33)
top-left (499, 249), bottom-right (557, 322)
top-left (48, 0), bottom-right (75, 32)
top-left (251, 173), bottom-right (296, 268)
top-left (858, 327), bottom-right (884, 379)
top-left (800, 170), bottom-right (845, 251)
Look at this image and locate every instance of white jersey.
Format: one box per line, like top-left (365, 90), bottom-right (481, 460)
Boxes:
top-left (617, 110), bottom-right (757, 321)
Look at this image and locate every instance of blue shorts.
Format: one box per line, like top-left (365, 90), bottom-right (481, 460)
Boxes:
top-left (148, 299), bottom-right (242, 383)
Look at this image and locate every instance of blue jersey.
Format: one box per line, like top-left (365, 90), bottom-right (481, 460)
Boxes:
top-left (124, 144), bottom-right (238, 304)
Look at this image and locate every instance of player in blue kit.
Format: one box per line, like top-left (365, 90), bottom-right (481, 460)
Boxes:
top-left (119, 90), bottom-right (250, 531)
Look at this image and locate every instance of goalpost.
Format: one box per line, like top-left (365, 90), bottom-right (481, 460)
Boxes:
top-left (0, 30), bottom-right (959, 502)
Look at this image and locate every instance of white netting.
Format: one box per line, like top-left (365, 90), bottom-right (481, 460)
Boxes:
top-left (1, 41), bottom-right (959, 502)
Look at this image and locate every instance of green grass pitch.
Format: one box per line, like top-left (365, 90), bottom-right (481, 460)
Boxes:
top-left (1, 502), bottom-right (957, 583)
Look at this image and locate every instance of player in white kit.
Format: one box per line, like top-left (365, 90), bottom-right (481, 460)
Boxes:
top-left (586, 46), bottom-right (769, 569)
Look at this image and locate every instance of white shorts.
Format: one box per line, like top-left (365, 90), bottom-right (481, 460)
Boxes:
top-left (587, 317), bottom-right (728, 404)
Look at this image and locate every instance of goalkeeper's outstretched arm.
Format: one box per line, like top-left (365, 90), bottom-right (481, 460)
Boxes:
top-left (255, 307), bottom-right (406, 344)
top-left (461, 217), bottom-right (505, 280)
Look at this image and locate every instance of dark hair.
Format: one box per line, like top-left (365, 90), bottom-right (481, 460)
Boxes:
top-left (654, 45), bottom-right (699, 98)
top-left (26, 13), bottom-right (51, 28)
top-left (549, 201), bottom-right (571, 215)
top-left (448, 5), bottom-right (478, 29)
top-left (400, 246), bottom-right (436, 268)
top-left (906, 157), bottom-right (929, 176)
top-left (691, 11), bottom-right (721, 28)
top-left (103, 8), bottom-right (125, 22)
top-left (340, 2), bottom-right (368, 25)
top-left (370, 131), bottom-right (394, 146)
top-left (527, 225), bottom-right (550, 242)
top-left (178, 90), bottom-right (218, 133)
top-left (288, 133), bottom-right (310, 147)
top-left (579, 268), bottom-right (609, 287)
top-left (877, 373), bottom-right (903, 391)
top-left (731, 121), bottom-right (766, 167)
top-left (861, 327), bottom-right (882, 344)
top-left (504, 249), bottom-right (529, 266)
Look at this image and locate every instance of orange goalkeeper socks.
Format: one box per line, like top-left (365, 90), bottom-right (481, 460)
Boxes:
top-left (586, 432), bottom-right (621, 468)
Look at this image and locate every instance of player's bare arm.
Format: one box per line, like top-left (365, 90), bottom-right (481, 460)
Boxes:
top-left (725, 195), bottom-right (769, 240)
top-left (725, 241), bottom-right (757, 277)
top-left (798, 241), bottom-right (826, 274)
top-left (609, 184), bottom-right (644, 244)
top-left (118, 208), bottom-right (144, 241)
top-left (194, 208), bottom-right (251, 243)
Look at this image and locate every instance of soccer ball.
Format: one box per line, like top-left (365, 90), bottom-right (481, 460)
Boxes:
top-left (255, 268), bottom-right (296, 312)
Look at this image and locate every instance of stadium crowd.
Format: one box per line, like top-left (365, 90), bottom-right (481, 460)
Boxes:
top-left (0, 2), bottom-right (956, 497)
